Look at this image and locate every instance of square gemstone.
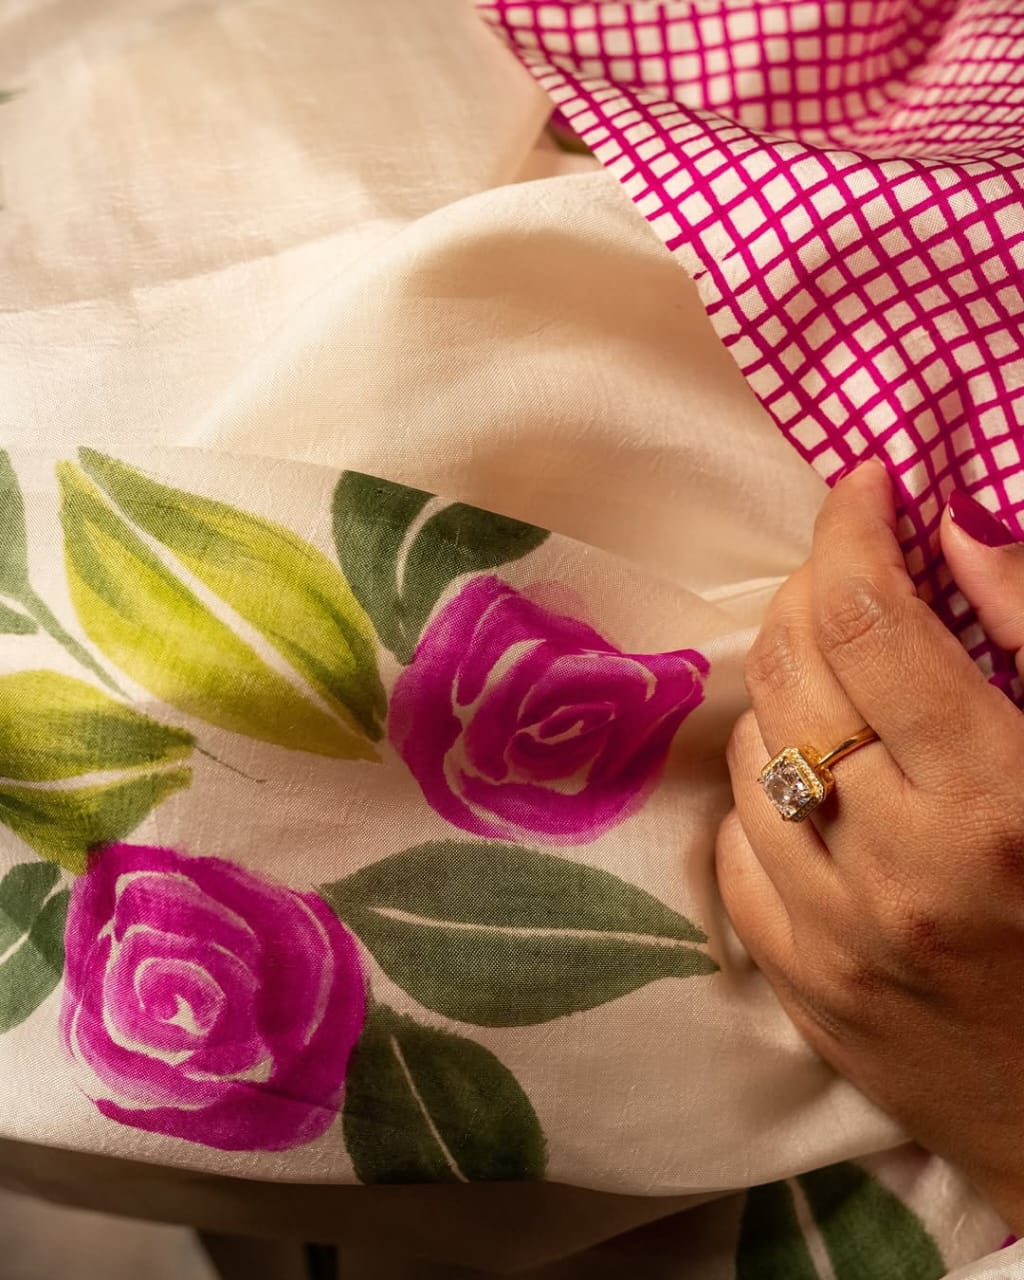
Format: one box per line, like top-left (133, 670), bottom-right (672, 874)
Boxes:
top-left (760, 749), bottom-right (824, 821)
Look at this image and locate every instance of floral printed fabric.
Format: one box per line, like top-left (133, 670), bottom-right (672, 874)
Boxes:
top-left (0, 446), bottom-right (717, 1171)
top-left (1, 1), bottom-right (1019, 1272)
top-left (479, 0), bottom-right (1024, 703)
top-left (62, 842), bottom-right (366, 1152)
top-left (0, 442), bottom-right (1011, 1275)
top-left (389, 575), bottom-right (708, 844)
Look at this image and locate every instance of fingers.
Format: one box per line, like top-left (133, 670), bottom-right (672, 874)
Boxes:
top-left (743, 561), bottom-right (904, 843)
top-left (941, 492), bottom-right (1024, 680)
top-left (725, 708), bottom-right (839, 913)
top-left (715, 805), bottom-right (797, 977)
top-left (716, 801), bottom-right (854, 1063)
top-left (811, 461), bottom-right (1005, 781)
top-left (745, 564), bottom-right (864, 758)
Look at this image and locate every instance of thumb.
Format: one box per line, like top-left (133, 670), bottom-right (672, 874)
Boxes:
top-left (941, 489), bottom-right (1024, 677)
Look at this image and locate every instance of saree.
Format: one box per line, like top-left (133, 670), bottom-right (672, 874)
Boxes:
top-left (0, 0), bottom-right (1020, 1274)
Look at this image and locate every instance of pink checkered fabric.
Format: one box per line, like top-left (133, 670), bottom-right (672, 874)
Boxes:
top-left (479, 0), bottom-right (1024, 699)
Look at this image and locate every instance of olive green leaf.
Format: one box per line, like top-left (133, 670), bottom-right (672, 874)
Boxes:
top-left (332, 472), bottom-right (548, 664)
top-left (0, 861), bottom-right (69, 1033)
top-left (59, 459), bottom-right (382, 760)
top-left (321, 842), bottom-right (717, 1026)
top-left (735, 1164), bottom-right (945, 1279)
top-left (0, 450), bottom-right (30, 597)
top-left (798, 1162), bottom-right (945, 1279)
top-left (342, 1003), bottom-right (546, 1183)
top-left (736, 1179), bottom-right (820, 1280)
top-left (0, 670), bottom-right (194, 873)
top-left (0, 601), bottom-right (35, 634)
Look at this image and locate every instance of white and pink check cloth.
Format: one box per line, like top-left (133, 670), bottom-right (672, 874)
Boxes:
top-left (481, 0), bottom-right (1024, 698)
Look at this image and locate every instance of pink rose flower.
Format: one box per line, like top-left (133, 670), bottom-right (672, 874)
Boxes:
top-left (389, 577), bottom-right (709, 844)
top-left (61, 843), bottom-right (365, 1152)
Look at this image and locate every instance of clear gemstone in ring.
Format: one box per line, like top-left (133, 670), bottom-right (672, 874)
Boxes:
top-left (759, 747), bottom-right (829, 823)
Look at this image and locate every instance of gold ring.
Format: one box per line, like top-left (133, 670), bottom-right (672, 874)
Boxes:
top-left (760, 726), bottom-right (879, 822)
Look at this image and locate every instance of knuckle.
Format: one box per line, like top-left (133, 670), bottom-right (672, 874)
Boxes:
top-left (869, 866), bottom-right (959, 973)
top-left (981, 812), bottom-right (1024, 886)
top-left (887, 898), bottom-right (954, 970)
top-left (829, 946), bottom-right (892, 1011)
top-left (744, 621), bottom-right (804, 697)
top-left (816, 575), bottom-right (892, 662)
top-left (796, 952), bottom-right (876, 1034)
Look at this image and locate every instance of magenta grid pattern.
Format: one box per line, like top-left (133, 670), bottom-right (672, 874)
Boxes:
top-left (479, 0), bottom-right (1024, 700)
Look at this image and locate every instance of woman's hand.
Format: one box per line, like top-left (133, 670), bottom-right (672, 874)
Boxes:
top-left (716, 460), bottom-right (1024, 1231)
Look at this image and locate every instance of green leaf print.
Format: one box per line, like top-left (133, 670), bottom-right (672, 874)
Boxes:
top-left (0, 671), bottom-right (194, 873)
top-left (1, 670), bottom-right (193, 781)
top-left (0, 450), bottom-right (120, 691)
top-left (0, 451), bottom-right (30, 597)
top-left (332, 472), bottom-right (548, 664)
top-left (0, 862), bottom-right (69, 1033)
top-left (798, 1162), bottom-right (945, 1279)
top-left (59, 459), bottom-right (382, 761)
top-left (735, 1164), bottom-right (945, 1279)
top-left (79, 449), bottom-right (385, 742)
top-left (342, 1004), bottom-right (546, 1183)
top-left (0, 772), bottom-right (191, 875)
top-left (321, 841), bottom-right (717, 1026)
top-left (736, 1178), bottom-right (819, 1280)
top-left (0, 601), bottom-right (36, 634)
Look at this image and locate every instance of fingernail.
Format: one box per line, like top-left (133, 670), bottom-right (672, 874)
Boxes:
top-left (947, 489), bottom-right (1019, 548)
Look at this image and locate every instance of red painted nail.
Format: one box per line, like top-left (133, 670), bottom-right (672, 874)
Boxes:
top-left (947, 489), bottom-right (1018, 548)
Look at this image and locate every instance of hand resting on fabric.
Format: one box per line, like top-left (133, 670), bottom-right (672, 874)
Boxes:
top-left (716, 460), bottom-right (1024, 1234)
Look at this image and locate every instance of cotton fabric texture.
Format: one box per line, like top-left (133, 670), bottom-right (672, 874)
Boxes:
top-left (0, 1), bottom-right (1020, 1276)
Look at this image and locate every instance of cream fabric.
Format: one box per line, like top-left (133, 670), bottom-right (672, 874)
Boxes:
top-left (0, 0), bottom-right (1014, 1274)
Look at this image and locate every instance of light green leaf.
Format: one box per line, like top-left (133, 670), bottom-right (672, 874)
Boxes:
top-left (0, 670), bottom-right (194, 872)
top-left (0, 601), bottom-right (35, 634)
top-left (736, 1180), bottom-right (819, 1280)
top-left (322, 842), bottom-right (717, 1026)
top-left (0, 670), bottom-right (193, 781)
top-left (0, 861), bottom-right (69, 1033)
top-left (0, 450), bottom-right (30, 597)
top-left (79, 449), bottom-right (385, 742)
top-left (333, 472), bottom-right (548, 664)
top-left (798, 1162), bottom-right (945, 1279)
top-left (0, 769), bottom-right (191, 874)
top-left (59, 462), bottom-right (379, 761)
top-left (342, 1004), bottom-right (546, 1183)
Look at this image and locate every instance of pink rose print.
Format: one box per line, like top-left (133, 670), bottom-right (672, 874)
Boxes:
top-left (389, 577), bottom-right (709, 845)
top-left (61, 843), bottom-right (366, 1152)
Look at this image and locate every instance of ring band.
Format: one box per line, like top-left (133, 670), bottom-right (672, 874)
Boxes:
top-left (760, 726), bottom-right (879, 822)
